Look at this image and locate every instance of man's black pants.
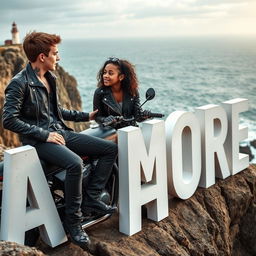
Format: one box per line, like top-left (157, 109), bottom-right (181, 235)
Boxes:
top-left (34, 130), bottom-right (118, 225)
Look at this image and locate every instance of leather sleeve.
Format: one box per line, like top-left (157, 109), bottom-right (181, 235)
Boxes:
top-left (54, 84), bottom-right (89, 122)
top-left (59, 107), bottom-right (89, 122)
top-left (133, 93), bottom-right (144, 121)
top-left (2, 80), bottom-right (50, 142)
top-left (93, 88), bottom-right (106, 123)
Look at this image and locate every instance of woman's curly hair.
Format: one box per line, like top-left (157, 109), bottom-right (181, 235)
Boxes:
top-left (97, 58), bottom-right (139, 96)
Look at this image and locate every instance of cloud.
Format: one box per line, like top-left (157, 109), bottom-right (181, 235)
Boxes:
top-left (1, 0), bottom-right (252, 21)
top-left (0, 0), bottom-right (255, 40)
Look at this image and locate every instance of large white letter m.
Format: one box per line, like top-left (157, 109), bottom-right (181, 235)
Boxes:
top-left (118, 119), bottom-right (168, 236)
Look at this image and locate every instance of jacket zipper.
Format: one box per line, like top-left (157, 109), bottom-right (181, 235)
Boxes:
top-left (103, 99), bottom-right (122, 116)
top-left (33, 87), bottom-right (40, 126)
top-left (46, 89), bottom-right (50, 130)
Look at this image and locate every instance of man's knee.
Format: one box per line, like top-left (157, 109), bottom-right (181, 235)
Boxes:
top-left (109, 141), bottom-right (118, 156)
top-left (66, 156), bottom-right (83, 175)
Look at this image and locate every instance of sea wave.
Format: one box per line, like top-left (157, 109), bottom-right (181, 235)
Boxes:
top-left (59, 37), bottom-right (256, 162)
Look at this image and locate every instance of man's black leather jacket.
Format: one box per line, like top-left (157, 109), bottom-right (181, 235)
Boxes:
top-left (3, 63), bottom-right (89, 145)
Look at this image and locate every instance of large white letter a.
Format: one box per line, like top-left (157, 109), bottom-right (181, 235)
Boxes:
top-left (0, 146), bottom-right (67, 247)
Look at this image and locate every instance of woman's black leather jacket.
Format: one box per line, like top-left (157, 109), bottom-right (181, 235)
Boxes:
top-left (2, 63), bottom-right (89, 145)
top-left (93, 86), bottom-right (142, 127)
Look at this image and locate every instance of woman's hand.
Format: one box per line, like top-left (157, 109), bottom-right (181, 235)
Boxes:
top-left (47, 132), bottom-right (65, 145)
top-left (103, 115), bottom-right (116, 123)
top-left (89, 109), bottom-right (98, 120)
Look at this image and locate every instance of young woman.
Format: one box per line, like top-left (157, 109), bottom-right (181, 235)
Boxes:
top-left (93, 57), bottom-right (142, 128)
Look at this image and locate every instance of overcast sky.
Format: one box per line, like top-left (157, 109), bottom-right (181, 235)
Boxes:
top-left (1, 0), bottom-right (256, 42)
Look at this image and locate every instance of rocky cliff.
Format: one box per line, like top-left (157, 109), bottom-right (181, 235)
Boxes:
top-left (0, 45), bottom-right (88, 148)
top-left (8, 164), bottom-right (251, 256)
top-left (2, 166), bottom-right (256, 256)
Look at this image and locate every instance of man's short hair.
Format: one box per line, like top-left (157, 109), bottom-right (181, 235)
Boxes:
top-left (23, 32), bottom-right (61, 62)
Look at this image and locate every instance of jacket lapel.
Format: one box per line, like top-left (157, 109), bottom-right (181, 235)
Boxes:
top-left (102, 88), bottom-right (122, 115)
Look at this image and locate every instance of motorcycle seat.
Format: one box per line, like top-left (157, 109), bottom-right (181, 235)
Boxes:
top-left (80, 125), bottom-right (116, 138)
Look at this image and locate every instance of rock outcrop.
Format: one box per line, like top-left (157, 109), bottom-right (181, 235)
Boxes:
top-left (0, 144), bottom-right (9, 161)
top-left (0, 45), bottom-right (88, 148)
top-left (2, 167), bottom-right (255, 255)
top-left (34, 165), bottom-right (256, 256)
top-left (0, 241), bottom-right (45, 256)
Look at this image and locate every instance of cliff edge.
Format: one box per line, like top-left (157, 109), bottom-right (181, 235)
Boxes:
top-left (1, 165), bottom-right (255, 256)
top-left (36, 164), bottom-right (256, 256)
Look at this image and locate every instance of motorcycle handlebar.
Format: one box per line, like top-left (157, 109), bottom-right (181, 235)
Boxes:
top-left (147, 112), bottom-right (164, 118)
top-left (102, 120), bottom-right (116, 127)
top-left (102, 111), bottom-right (164, 127)
top-left (102, 116), bottom-right (123, 127)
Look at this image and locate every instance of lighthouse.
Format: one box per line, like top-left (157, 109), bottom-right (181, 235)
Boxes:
top-left (11, 22), bottom-right (20, 44)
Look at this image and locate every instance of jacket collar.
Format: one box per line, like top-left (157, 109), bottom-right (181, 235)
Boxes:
top-left (101, 87), bottom-right (122, 115)
top-left (25, 63), bottom-right (57, 89)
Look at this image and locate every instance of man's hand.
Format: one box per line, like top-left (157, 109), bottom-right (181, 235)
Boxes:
top-left (47, 132), bottom-right (65, 145)
top-left (89, 109), bottom-right (98, 120)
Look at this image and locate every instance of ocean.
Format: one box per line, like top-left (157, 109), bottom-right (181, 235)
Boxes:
top-left (58, 37), bottom-right (256, 162)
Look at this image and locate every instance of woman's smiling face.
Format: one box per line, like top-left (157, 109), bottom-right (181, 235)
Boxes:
top-left (103, 63), bottom-right (122, 87)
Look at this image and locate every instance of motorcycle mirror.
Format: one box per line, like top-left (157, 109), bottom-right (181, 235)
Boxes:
top-left (145, 88), bottom-right (155, 101)
top-left (140, 88), bottom-right (156, 108)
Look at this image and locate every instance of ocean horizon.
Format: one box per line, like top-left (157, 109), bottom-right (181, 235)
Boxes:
top-left (58, 36), bottom-right (256, 162)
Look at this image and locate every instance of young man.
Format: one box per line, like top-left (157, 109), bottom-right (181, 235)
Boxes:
top-left (2, 32), bottom-right (118, 249)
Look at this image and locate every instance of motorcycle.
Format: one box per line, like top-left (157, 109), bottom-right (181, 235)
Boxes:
top-left (0, 88), bottom-right (164, 246)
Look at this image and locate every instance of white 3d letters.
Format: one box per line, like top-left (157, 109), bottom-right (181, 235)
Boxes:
top-left (195, 104), bottom-right (230, 188)
top-left (0, 146), bottom-right (67, 247)
top-left (165, 111), bottom-right (201, 199)
top-left (118, 120), bottom-right (168, 236)
top-left (0, 98), bottom-right (249, 244)
top-left (222, 98), bottom-right (249, 175)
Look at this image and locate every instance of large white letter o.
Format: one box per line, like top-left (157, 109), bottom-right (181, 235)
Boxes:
top-left (166, 111), bottom-right (201, 199)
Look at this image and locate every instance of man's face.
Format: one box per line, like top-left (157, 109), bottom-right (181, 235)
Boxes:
top-left (43, 45), bottom-right (60, 71)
